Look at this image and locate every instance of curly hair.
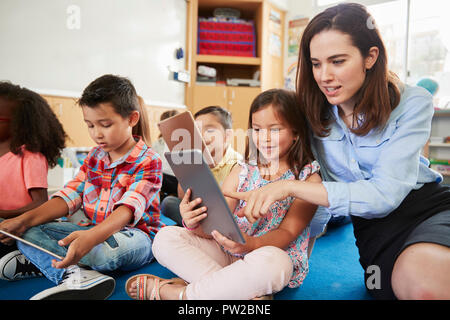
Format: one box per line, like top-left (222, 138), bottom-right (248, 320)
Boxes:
top-left (0, 81), bottom-right (67, 167)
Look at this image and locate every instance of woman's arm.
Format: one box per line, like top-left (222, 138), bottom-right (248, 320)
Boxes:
top-left (227, 89), bottom-right (435, 220)
top-left (225, 173), bottom-right (326, 223)
top-left (214, 173), bottom-right (322, 254)
top-left (252, 174), bottom-right (321, 250)
top-left (320, 91), bottom-right (434, 219)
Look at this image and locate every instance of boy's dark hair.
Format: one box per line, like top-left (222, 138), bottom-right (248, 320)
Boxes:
top-left (0, 81), bottom-right (66, 168)
top-left (78, 74), bottom-right (150, 144)
top-left (246, 89), bottom-right (314, 178)
top-left (194, 106), bottom-right (232, 130)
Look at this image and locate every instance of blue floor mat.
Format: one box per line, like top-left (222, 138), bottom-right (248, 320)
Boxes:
top-left (0, 221), bottom-right (371, 300)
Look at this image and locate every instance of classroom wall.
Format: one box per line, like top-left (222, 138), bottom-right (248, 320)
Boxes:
top-left (0, 0), bottom-right (187, 108)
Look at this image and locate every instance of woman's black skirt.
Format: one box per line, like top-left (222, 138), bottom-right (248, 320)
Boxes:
top-left (351, 182), bottom-right (450, 300)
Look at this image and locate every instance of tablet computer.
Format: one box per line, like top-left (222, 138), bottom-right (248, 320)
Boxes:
top-left (0, 229), bottom-right (87, 267)
top-left (164, 149), bottom-right (245, 244)
top-left (158, 111), bottom-right (215, 167)
top-left (0, 229), bottom-right (64, 260)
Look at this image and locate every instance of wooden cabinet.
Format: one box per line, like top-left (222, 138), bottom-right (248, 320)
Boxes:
top-left (191, 86), bottom-right (260, 154)
top-left (185, 0), bottom-right (285, 133)
top-left (226, 86), bottom-right (261, 131)
top-left (192, 85), bottom-right (228, 114)
top-left (192, 85), bottom-right (259, 130)
top-left (44, 95), bottom-right (95, 148)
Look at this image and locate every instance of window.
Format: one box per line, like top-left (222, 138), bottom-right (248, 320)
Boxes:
top-left (366, 0), bottom-right (408, 80)
top-left (313, 0), bottom-right (450, 107)
top-left (407, 0), bottom-right (450, 107)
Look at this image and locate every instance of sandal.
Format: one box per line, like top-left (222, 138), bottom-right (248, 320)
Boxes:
top-left (125, 274), bottom-right (187, 300)
top-left (252, 294), bottom-right (273, 300)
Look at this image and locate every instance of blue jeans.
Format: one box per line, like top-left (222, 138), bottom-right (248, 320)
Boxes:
top-left (17, 221), bottom-right (153, 284)
top-left (309, 206), bottom-right (331, 238)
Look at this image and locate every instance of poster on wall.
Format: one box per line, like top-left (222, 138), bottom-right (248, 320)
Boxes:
top-left (285, 17), bottom-right (309, 90)
top-left (269, 33), bottom-right (282, 57)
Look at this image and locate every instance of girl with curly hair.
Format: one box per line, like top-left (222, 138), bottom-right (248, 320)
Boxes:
top-left (0, 81), bottom-right (66, 219)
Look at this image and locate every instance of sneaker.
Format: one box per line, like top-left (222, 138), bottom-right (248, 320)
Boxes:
top-left (0, 250), bottom-right (43, 281)
top-left (0, 243), bottom-right (17, 258)
top-left (30, 266), bottom-right (115, 300)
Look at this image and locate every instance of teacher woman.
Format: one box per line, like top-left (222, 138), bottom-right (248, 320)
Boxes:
top-left (226, 3), bottom-right (450, 300)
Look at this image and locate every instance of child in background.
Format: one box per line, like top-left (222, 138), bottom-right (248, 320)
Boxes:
top-left (0, 81), bottom-right (66, 260)
top-left (125, 89), bottom-right (321, 300)
top-left (152, 109), bottom-right (180, 200)
top-left (0, 74), bottom-right (163, 300)
top-left (161, 106), bottom-right (242, 226)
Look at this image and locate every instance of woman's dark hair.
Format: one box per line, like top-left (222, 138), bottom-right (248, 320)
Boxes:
top-left (245, 89), bottom-right (314, 178)
top-left (78, 74), bottom-right (150, 144)
top-left (297, 2), bottom-right (401, 137)
top-left (0, 81), bottom-right (66, 167)
top-left (194, 106), bottom-right (233, 130)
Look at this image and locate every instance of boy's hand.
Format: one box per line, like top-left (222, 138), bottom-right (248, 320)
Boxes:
top-left (52, 230), bottom-right (97, 269)
top-left (211, 230), bottom-right (254, 255)
top-left (179, 188), bottom-right (208, 229)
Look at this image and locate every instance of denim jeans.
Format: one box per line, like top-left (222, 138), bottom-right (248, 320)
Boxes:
top-left (17, 221), bottom-right (153, 284)
top-left (309, 206), bottom-right (330, 238)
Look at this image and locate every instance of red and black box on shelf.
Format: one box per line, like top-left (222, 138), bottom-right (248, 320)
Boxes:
top-left (197, 18), bottom-right (256, 57)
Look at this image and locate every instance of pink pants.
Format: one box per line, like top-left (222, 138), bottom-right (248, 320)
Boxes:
top-left (152, 226), bottom-right (293, 300)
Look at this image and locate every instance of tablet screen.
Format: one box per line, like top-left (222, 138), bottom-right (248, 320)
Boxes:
top-left (165, 149), bottom-right (245, 244)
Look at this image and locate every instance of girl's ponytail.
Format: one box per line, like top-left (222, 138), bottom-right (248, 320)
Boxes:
top-left (133, 95), bottom-right (151, 145)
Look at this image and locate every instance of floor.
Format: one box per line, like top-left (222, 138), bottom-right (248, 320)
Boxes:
top-left (0, 218), bottom-right (371, 300)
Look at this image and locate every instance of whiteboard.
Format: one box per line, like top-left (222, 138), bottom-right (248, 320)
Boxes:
top-left (0, 0), bottom-right (187, 107)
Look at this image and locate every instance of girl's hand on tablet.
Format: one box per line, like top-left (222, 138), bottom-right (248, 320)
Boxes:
top-left (211, 230), bottom-right (254, 255)
top-left (179, 188), bottom-right (207, 230)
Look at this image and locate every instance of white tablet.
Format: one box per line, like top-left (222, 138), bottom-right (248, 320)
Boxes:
top-left (164, 149), bottom-right (245, 244)
top-left (0, 230), bottom-right (87, 267)
top-left (0, 229), bottom-right (64, 260)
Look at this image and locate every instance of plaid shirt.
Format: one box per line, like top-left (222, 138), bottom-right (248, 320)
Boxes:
top-left (52, 138), bottom-right (164, 239)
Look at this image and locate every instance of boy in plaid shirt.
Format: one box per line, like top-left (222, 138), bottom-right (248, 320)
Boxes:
top-left (0, 74), bottom-right (163, 299)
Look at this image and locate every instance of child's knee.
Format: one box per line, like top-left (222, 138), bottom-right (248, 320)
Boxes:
top-left (152, 226), bottom-right (185, 260)
top-left (251, 246), bottom-right (293, 282)
top-left (22, 224), bottom-right (50, 243)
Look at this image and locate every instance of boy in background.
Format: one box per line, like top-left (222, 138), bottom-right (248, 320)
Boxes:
top-left (161, 106), bottom-right (242, 226)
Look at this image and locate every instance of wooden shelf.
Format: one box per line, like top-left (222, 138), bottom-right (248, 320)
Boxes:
top-left (196, 54), bottom-right (261, 66)
top-left (429, 142), bottom-right (450, 147)
top-left (198, 0), bottom-right (262, 12)
top-left (434, 109), bottom-right (450, 117)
